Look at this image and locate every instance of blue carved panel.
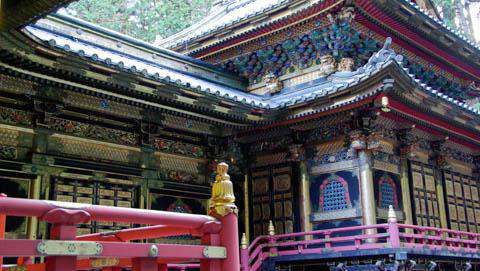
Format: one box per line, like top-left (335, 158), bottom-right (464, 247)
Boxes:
top-left (373, 170), bottom-right (402, 210)
top-left (309, 170), bottom-right (361, 222)
top-left (374, 170), bottom-right (403, 222)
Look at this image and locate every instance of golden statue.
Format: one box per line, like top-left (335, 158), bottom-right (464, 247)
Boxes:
top-left (209, 162), bottom-right (237, 217)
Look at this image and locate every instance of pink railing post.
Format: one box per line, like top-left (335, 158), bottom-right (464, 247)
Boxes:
top-left (200, 232), bottom-right (221, 271)
top-left (132, 257), bottom-right (157, 271)
top-left (219, 211), bottom-right (240, 271)
top-left (387, 206), bottom-right (400, 248)
top-left (0, 194), bottom-right (6, 271)
top-left (325, 231), bottom-right (331, 249)
top-left (267, 221), bottom-right (278, 257)
top-left (240, 233), bottom-right (250, 271)
top-left (43, 208), bottom-right (91, 271)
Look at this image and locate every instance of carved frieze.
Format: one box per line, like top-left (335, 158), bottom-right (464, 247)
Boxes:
top-left (49, 117), bottom-right (137, 146)
top-left (0, 74), bottom-right (36, 95)
top-left (154, 138), bottom-right (204, 158)
top-left (0, 145), bottom-right (17, 159)
top-left (49, 136), bottom-right (136, 164)
top-left (0, 106), bottom-right (33, 127)
top-left (63, 92), bottom-right (142, 119)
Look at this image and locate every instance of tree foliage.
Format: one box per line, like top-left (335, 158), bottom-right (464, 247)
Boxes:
top-left (431, 0), bottom-right (477, 39)
top-left (66, 0), bottom-right (215, 43)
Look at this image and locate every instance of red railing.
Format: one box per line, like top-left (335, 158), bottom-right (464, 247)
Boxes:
top-left (241, 208), bottom-right (480, 271)
top-left (0, 194), bottom-right (239, 271)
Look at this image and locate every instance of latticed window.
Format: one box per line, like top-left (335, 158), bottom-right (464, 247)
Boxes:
top-left (378, 176), bottom-right (398, 209)
top-left (319, 175), bottom-right (352, 212)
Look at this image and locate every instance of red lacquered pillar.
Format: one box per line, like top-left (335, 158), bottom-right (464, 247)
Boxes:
top-left (0, 194), bottom-right (6, 271)
top-left (219, 212), bottom-right (240, 271)
top-left (208, 162), bottom-right (240, 271)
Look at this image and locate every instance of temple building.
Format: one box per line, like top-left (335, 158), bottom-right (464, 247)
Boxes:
top-left (0, 0), bottom-right (480, 270)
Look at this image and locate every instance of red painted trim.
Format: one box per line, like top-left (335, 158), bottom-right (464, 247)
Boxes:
top-left (384, 97), bottom-right (480, 143)
top-left (355, 0), bottom-right (480, 80)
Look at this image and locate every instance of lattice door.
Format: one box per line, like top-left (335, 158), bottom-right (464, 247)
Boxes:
top-left (444, 171), bottom-right (479, 232)
top-left (410, 162), bottom-right (441, 227)
top-left (251, 164), bottom-right (295, 238)
top-left (52, 177), bottom-right (137, 235)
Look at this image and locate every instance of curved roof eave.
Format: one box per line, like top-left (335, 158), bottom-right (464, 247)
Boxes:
top-left (23, 14), bottom-right (480, 118)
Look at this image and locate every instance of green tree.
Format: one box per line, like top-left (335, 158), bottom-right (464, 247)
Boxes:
top-left (66, 0), bottom-right (215, 43)
top-left (431, 0), bottom-right (477, 39)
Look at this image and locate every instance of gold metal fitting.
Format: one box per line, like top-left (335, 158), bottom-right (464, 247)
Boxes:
top-left (268, 220), bottom-right (275, 236)
top-left (209, 162), bottom-right (237, 217)
top-left (241, 233), bottom-right (249, 249)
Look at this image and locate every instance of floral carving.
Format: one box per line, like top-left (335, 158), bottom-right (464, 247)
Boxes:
top-left (49, 118), bottom-right (137, 146)
top-left (154, 138), bottom-right (204, 158)
top-left (0, 107), bottom-right (32, 126)
top-left (0, 145), bottom-right (17, 159)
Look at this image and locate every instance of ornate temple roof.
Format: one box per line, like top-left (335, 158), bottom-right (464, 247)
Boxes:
top-left (159, 0), bottom-right (479, 55)
top-left (157, 0), bottom-right (291, 49)
top-left (24, 15), bottom-right (480, 118)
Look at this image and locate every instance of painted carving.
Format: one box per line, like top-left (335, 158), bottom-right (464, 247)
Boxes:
top-left (154, 138), bottom-right (204, 158)
top-left (0, 145), bottom-right (17, 160)
top-left (337, 57), bottom-right (354, 72)
top-left (222, 8), bottom-right (379, 84)
top-left (167, 199), bottom-right (193, 214)
top-left (263, 72), bottom-right (283, 94)
top-left (49, 117), bottom-right (137, 146)
top-left (318, 54), bottom-right (337, 76)
top-left (0, 107), bottom-right (32, 126)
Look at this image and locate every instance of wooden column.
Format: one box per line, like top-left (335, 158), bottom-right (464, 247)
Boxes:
top-left (298, 160), bottom-right (312, 234)
top-left (399, 159), bottom-right (413, 225)
top-left (430, 141), bottom-right (448, 229)
top-left (27, 175), bottom-right (42, 240)
top-left (396, 129), bottom-right (416, 227)
top-left (357, 148), bottom-right (376, 231)
top-left (348, 110), bottom-right (379, 237)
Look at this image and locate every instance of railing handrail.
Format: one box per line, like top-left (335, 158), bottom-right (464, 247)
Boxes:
top-left (243, 222), bottom-right (480, 271)
top-left (0, 197), bottom-right (216, 230)
top-left (398, 224), bottom-right (480, 237)
top-left (248, 223), bottom-right (389, 252)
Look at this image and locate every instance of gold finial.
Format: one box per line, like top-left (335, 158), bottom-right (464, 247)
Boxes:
top-left (241, 233), bottom-right (249, 249)
top-left (388, 205), bottom-right (397, 223)
top-left (268, 220), bottom-right (275, 236)
top-left (209, 162), bottom-right (237, 217)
